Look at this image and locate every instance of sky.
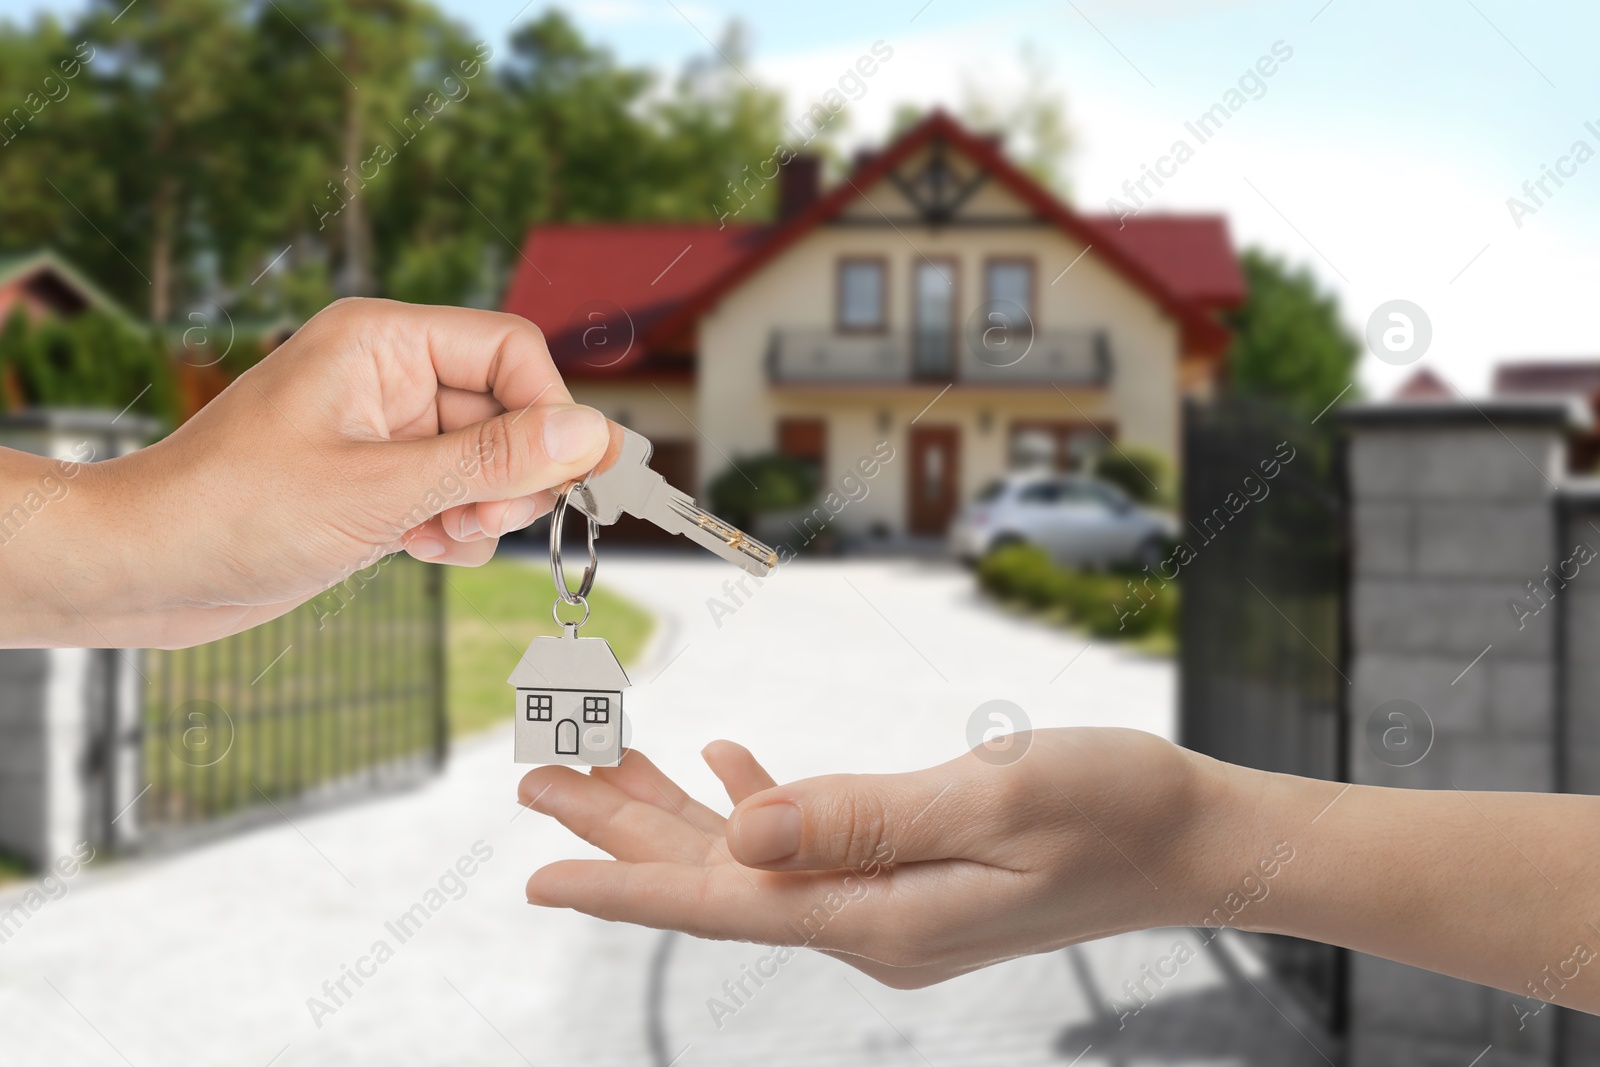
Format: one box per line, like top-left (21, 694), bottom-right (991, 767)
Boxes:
top-left (5, 0), bottom-right (1599, 397)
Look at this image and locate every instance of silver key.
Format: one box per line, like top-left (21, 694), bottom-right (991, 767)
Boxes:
top-left (568, 427), bottom-right (779, 577)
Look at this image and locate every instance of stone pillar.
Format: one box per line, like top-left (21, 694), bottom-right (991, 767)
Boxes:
top-left (1343, 400), bottom-right (1581, 1067)
top-left (1557, 487), bottom-right (1600, 1065)
top-left (0, 410), bottom-right (154, 866)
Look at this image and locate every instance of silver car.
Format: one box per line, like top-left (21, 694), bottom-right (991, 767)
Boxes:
top-left (948, 473), bottom-right (1177, 569)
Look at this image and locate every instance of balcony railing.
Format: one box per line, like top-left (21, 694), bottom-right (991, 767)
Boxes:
top-left (766, 328), bottom-right (1111, 386)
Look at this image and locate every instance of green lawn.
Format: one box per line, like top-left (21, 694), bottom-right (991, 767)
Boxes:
top-left (445, 556), bottom-right (654, 738)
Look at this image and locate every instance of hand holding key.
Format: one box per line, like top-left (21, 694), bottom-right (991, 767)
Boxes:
top-left (0, 299), bottom-right (611, 649)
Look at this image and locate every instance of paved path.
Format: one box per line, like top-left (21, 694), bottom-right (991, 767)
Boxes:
top-left (0, 558), bottom-right (1334, 1066)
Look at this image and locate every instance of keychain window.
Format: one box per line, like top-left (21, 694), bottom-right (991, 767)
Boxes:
top-left (526, 694), bottom-right (553, 721)
top-left (583, 696), bottom-right (610, 723)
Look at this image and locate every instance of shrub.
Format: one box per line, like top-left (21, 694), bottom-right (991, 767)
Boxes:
top-left (1094, 445), bottom-right (1171, 506)
top-left (707, 453), bottom-right (817, 528)
top-left (977, 543), bottom-right (1062, 608)
top-left (976, 541), bottom-right (1178, 642)
top-left (0, 308), bottom-right (177, 427)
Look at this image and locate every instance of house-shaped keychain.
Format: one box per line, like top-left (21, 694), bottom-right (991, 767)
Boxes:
top-left (508, 625), bottom-right (629, 767)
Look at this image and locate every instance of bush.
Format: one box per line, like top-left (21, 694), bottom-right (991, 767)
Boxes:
top-left (977, 543), bottom-right (1067, 609)
top-left (708, 453), bottom-right (817, 528)
top-left (1094, 445), bottom-right (1171, 506)
top-left (976, 541), bottom-right (1178, 642)
top-left (0, 308), bottom-right (177, 426)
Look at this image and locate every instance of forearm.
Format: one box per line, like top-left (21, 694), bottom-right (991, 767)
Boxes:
top-left (0, 445), bottom-right (126, 647)
top-left (1197, 752), bottom-right (1600, 1010)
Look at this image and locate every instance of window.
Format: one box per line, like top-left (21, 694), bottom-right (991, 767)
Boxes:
top-left (525, 693), bottom-right (552, 721)
top-left (1009, 421), bottom-right (1113, 472)
top-left (837, 259), bottom-right (886, 332)
top-left (985, 260), bottom-right (1034, 322)
top-left (583, 695), bottom-right (610, 724)
top-left (1017, 481), bottom-right (1062, 505)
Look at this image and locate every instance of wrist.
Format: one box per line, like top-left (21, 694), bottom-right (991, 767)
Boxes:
top-left (1156, 747), bottom-right (1310, 933)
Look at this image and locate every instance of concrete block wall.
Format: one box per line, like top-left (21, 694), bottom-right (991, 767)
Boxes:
top-left (0, 412), bottom-right (153, 868)
top-left (1343, 403), bottom-right (1578, 1067)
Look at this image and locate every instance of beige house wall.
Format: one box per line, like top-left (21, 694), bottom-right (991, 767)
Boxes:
top-left (565, 381), bottom-right (697, 447)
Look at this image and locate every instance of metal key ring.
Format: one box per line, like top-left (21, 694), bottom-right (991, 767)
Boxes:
top-left (549, 483), bottom-right (599, 607)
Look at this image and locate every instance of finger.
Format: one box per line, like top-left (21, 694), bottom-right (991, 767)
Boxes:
top-left (473, 492), bottom-right (553, 538)
top-left (383, 402), bottom-right (609, 510)
top-left (434, 385), bottom-right (505, 433)
top-left (526, 860), bottom-right (877, 951)
top-left (590, 749), bottom-right (727, 837)
top-left (726, 759), bottom-right (982, 871)
top-left (703, 740), bottom-right (778, 805)
top-left (517, 765), bottom-right (715, 865)
top-left (333, 299), bottom-right (574, 410)
top-left (401, 519), bottom-right (499, 566)
top-left (437, 492), bottom-right (553, 542)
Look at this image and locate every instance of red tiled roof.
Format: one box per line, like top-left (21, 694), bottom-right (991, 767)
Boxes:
top-left (501, 223), bottom-right (767, 379)
top-left (1494, 361), bottom-right (1600, 397)
top-left (1080, 215), bottom-right (1246, 309)
top-left (1394, 367), bottom-right (1453, 400)
top-left (502, 110), bottom-right (1241, 378)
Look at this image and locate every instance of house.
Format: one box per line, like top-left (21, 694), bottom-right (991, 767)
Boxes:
top-left (508, 628), bottom-right (629, 767)
top-left (502, 110), bottom-right (1245, 541)
top-left (1493, 358), bottom-right (1600, 471)
top-left (1392, 367), bottom-right (1453, 401)
top-left (0, 249), bottom-right (131, 324)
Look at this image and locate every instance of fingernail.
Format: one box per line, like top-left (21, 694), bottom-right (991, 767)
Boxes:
top-left (458, 512), bottom-right (483, 540)
top-left (501, 495), bottom-right (541, 534)
top-left (409, 537), bottom-right (446, 560)
top-left (734, 802), bottom-right (802, 865)
top-left (544, 406), bottom-right (608, 465)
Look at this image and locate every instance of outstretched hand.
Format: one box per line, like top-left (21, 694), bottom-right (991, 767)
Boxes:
top-left (519, 728), bottom-right (1224, 988)
top-left (2, 298), bottom-right (614, 649)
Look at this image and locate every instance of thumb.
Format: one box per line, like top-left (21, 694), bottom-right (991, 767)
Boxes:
top-left (726, 770), bottom-right (967, 872)
top-left (396, 403), bottom-right (611, 509)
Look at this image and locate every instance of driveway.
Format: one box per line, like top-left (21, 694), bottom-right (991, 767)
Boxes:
top-left (0, 557), bottom-right (1334, 1066)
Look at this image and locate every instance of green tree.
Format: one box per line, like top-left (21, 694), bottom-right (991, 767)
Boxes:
top-left (959, 45), bottom-right (1073, 194)
top-left (1224, 248), bottom-right (1360, 421)
top-left (80, 0), bottom-right (240, 323)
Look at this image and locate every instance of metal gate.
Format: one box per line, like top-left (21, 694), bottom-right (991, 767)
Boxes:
top-left (131, 555), bottom-right (446, 848)
top-left (1178, 396), bottom-right (1349, 1038)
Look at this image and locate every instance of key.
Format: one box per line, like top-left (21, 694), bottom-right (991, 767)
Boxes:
top-left (568, 427), bottom-right (779, 577)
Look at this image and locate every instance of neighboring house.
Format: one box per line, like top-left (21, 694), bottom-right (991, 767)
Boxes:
top-left (1392, 367), bottom-right (1452, 400)
top-left (0, 249), bottom-right (136, 410)
top-left (503, 110), bottom-right (1244, 540)
top-left (508, 630), bottom-right (629, 767)
top-left (1493, 358), bottom-right (1600, 470)
top-left (0, 249), bottom-right (130, 323)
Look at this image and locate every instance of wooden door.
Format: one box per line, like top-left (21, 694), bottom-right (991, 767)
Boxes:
top-left (908, 425), bottom-right (961, 536)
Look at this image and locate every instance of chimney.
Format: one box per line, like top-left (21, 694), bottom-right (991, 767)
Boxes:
top-left (777, 155), bottom-right (821, 221)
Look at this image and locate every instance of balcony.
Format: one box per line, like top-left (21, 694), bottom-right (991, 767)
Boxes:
top-left (766, 328), bottom-right (1111, 386)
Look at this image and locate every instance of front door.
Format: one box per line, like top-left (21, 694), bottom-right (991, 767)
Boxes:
top-left (912, 259), bottom-right (956, 378)
top-left (908, 426), bottom-right (961, 536)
